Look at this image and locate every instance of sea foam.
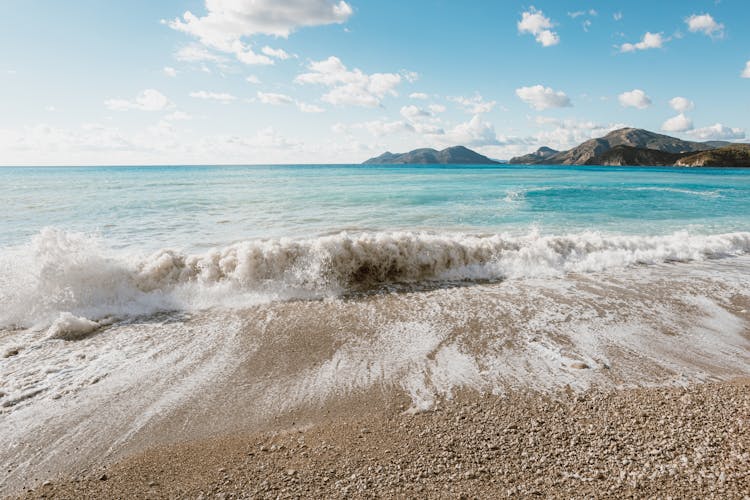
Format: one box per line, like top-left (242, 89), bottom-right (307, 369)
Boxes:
top-left (2, 227), bottom-right (750, 331)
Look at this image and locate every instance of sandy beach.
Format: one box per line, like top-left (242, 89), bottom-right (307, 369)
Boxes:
top-left (17, 379), bottom-right (750, 499)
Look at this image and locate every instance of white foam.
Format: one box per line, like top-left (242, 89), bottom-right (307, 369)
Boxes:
top-left (2, 227), bottom-right (750, 330)
top-left (46, 313), bottom-right (99, 341)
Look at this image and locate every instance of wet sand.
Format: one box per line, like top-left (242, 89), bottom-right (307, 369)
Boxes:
top-left (20, 379), bottom-right (750, 499)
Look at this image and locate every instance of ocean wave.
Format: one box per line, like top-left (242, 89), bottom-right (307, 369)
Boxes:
top-left (2, 227), bottom-right (750, 331)
top-left (503, 185), bottom-right (722, 203)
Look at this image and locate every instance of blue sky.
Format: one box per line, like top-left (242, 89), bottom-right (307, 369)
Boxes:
top-left (1, 0), bottom-right (749, 165)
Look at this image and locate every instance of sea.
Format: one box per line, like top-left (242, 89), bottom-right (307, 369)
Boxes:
top-left (2, 164), bottom-right (750, 490)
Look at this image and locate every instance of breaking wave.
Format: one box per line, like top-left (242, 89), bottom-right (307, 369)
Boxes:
top-left (2, 227), bottom-right (750, 331)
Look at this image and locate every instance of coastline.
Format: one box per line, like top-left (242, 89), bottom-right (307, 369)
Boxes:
top-left (19, 379), bottom-right (750, 499)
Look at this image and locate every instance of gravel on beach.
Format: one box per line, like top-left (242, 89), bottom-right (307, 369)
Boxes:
top-left (21, 379), bottom-right (750, 499)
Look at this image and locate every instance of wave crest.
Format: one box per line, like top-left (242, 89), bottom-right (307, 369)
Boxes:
top-left (2, 227), bottom-right (750, 330)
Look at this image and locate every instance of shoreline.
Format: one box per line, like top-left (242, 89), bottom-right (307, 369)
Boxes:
top-left (18, 379), bottom-right (750, 499)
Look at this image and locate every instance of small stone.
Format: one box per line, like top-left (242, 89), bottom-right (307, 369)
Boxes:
top-left (3, 349), bottom-right (19, 358)
top-left (42, 480), bottom-right (52, 487)
top-left (570, 362), bottom-right (590, 370)
top-left (99, 473), bottom-right (108, 481)
top-left (148, 481), bottom-right (158, 487)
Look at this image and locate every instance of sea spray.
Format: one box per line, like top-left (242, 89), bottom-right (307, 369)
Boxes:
top-left (2, 227), bottom-right (750, 330)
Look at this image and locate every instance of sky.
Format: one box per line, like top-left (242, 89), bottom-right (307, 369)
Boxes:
top-left (1, 0), bottom-right (749, 165)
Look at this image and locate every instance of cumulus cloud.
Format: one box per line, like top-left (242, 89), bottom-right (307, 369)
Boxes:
top-left (256, 91), bottom-right (294, 105)
top-left (741, 61), bottom-right (750, 78)
top-left (261, 46), bottom-right (291, 60)
top-left (189, 90), bottom-right (237, 102)
top-left (661, 114), bottom-right (693, 133)
top-left (618, 89), bottom-right (651, 109)
top-left (446, 115), bottom-right (500, 146)
top-left (168, 0), bottom-right (352, 65)
top-left (254, 91), bottom-right (324, 113)
top-left (246, 75), bottom-right (261, 84)
top-left (163, 66), bottom-right (177, 78)
top-left (428, 104), bottom-right (446, 114)
top-left (451, 93), bottom-right (497, 114)
top-left (515, 85), bottom-right (571, 110)
top-left (620, 32), bottom-right (664, 52)
top-left (175, 44), bottom-right (226, 63)
top-left (518, 7), bottom-right (559, 47)
top-left (686, 14), bottom-right (724, 38)
top-left (294, 56), bottom-right (403, 107)
top-left (400, 105), bottom-right (431, 120)
top-left (105, 89), bottom-right (173, 111)
top-left (296, 102), bottom-right (324, 113)
top-left (687, 123), bottom-right (745, 141)
top-left (669, 96), bottom-right (694, 113)
top-left (409, 92), bottom-right (428, 100)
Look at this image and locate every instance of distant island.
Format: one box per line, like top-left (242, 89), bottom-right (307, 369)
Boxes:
top-left (363, 128), bottom-right (750, 167)
top-left (363, 146), bottom-right (499, 165)
top-left (509, 127), bottom-right (750, 167)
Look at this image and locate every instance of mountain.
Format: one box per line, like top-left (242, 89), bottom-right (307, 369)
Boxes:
top-left (508, 146), bottom-right (559, 165)
top-left (585, 145), bottom-right (688, 167)
top-left (675, 144), bottom-right (750, 167)
top-left (363, 146), bottom-right (499, 165)
top-left (509, 128), bottom-right (730, 166)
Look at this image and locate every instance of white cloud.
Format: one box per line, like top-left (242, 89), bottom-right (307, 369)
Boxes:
top-left (294, 56), bottom-right (403, 107)
top-left (518, 7), bottom-right (559, 47)
top-left (451, 93), bottom-right (497, 114)
top-left (618, 89), bottom-right (651, 109)
top-left (409, 92), bottom-right (429, 100)
top-left (105, 89), bottom-right (173, 111)
top-left (687, 123), bottom-right (745, 141)
top-left (661, 113), bottom-right (693, 132)
top-left (261, 46), bottom-right (291, 60)
top-left (446, 115), bottom-right (500, 146)
top-left (400, 105), bottom-right (431, 120)
top-left (189, 90), bottom-right (237, 102)
top-left (741, 61), bottom-right (750, 78)
top-left (334, 119), bottom-right (414, 137)
top-left (613, 12), bottom-right (623, 21)
top-left (168, 0), bottom-right (352, 65)
top-left (686, 14), bottom-right (724, 38)
top-left (515, 85), bottom-right (571, 110)
top-left (163, 66), bottom-right (177, 77)
top-left (257, 91), bottom-right (294, 105)
top-left (296, 102), bottom-right (324, 113)
top-left (246, 75), bottom-right (261, 84)
top-left (428, 104), bottom-right (446, 114)
top-left (620, 32), bottom-right (664, 52)
top-left (164, 111), bottom-right (192, 121)
top-left (669, 96), bottom-right (694, 113)
top-left (568, 9), bottom-right (596, 19)
top-left (175, 44), bottom-right (226, 63)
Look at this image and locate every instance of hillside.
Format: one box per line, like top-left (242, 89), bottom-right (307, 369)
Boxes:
top-left (509, 128), bottom-right (730, 166)
top-left (363, 146), bottom-right (498, 165)
top-left (585, 146), bottom-right (689, 167)
top-left (675, 144), bottom-right (750, 167)
top-left (508, 146), bottom-right (559, 165)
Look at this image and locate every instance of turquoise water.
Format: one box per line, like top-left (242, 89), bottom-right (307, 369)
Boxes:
top-left (2, 164), bottom-right (750, 250)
